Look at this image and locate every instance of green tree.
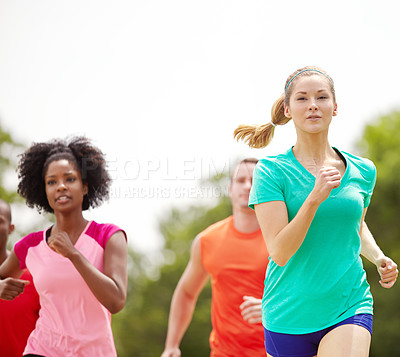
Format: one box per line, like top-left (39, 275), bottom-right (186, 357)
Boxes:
top-left (0, 122), bottom-right (23, 202)
top-left (357, 110), bottom-right (400, 356)
top-left (113, 178), bottom-right (232, 356)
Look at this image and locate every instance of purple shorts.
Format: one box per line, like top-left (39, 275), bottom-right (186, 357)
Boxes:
top-left (264, 314), bottom-right (373, 357)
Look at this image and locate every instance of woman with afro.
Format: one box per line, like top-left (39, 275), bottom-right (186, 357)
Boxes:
top-left (0, 136), bottom-right (127, 357)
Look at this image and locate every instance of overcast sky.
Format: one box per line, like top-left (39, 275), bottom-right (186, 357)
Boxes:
top-left (0, 0), bottom-right (399, 253)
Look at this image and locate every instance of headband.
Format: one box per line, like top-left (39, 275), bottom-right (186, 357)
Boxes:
top-left (285, 69), bottom-right (333, 92)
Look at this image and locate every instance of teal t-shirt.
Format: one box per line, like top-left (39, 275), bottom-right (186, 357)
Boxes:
top-left (249, 147), bottom-right (376, 334)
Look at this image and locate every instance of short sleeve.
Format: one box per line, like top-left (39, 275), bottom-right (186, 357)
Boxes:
top-left (85, 221), bottom-right (127, 249)
top-left (14, 231), bottom-right (43, 270)
top-left (103, 224), bottom-right (127, 246)
top-left (363, 159), bottom-right (377, 208)
top-left (249, 159), bottom-right (285, 210)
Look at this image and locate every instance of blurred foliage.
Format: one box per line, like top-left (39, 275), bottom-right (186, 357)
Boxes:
top-left (113, 178), bottom-right (232, 356)
top-left (0, 121), bottom-right (24, 202)
top-left (357, 110), bottom-right (400, 356)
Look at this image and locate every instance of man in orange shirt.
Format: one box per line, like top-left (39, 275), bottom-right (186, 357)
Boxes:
top-left (161, 158), bottom-right (269, 357)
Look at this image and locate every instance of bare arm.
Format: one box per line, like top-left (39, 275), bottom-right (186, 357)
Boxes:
top-left (48, 231), bottom-right (128, 313)
top-left (0, 250), bottom-right (30, 300)
top-left (161, 235), bottom-right (210, 357)
top-left (255, 166), bottom-right (341, 266)
top-left (359, 208), bottom-right (398, 288)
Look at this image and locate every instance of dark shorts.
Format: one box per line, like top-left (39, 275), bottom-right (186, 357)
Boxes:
top-left (264, 314), bottom-right (373, 357)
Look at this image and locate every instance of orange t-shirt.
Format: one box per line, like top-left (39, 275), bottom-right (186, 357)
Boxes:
top-left (200, 216), bottom-right (268, 357)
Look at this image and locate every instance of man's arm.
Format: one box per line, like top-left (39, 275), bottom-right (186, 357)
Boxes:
top-left (0, 250), bottom-right (29, 300)
top-left (161, 235), bottom-right (210, 357)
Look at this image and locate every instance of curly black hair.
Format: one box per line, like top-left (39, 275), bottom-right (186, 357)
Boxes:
top-left (17, 136), bottom-right (112, 213)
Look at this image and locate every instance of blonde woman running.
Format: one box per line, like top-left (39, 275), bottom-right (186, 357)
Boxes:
top-left (234, 66), bottom-right (398, 357)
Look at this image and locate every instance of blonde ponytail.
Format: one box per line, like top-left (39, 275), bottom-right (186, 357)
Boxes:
top-left (234, 94), bottom-right (291, 149)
